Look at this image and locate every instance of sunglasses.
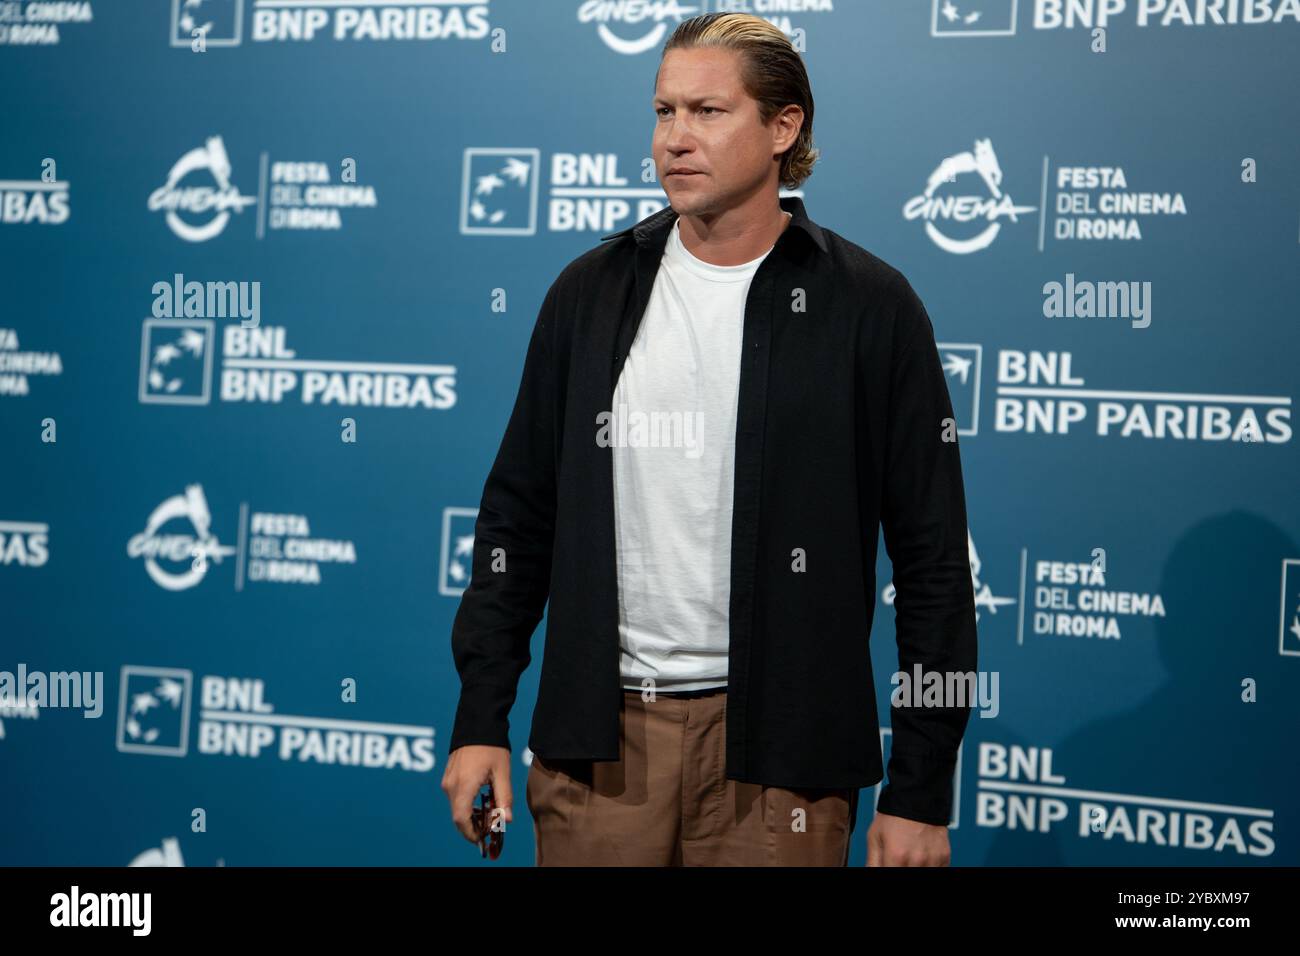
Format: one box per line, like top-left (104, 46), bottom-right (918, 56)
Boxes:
top-left (470, 783), bottom-right (505, 860)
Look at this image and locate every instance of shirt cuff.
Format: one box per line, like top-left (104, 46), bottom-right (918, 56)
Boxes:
top-left (875, 747), bottom-right (958, 826)
top-left (448, 681), bottom-right (515, 752)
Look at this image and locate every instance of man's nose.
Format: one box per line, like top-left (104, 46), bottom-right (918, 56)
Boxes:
top-left (663, 116), bottom-right (696, 152)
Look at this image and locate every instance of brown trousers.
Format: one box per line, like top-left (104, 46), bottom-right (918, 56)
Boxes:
top-left (525, 688), bottom-right (856, 866)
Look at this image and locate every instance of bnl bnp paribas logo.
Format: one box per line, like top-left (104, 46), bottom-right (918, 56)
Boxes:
top-left (0, 163), bottom-right (70, 225)
top-left (147, 135), bottom-right (378, 241)
top-left (116, 666), bottom-right (435, 772)
top-left (1281, 559), bottom-right (1300, 657)
top-left (439, 507), bottom-right (478, 596)
top-left (931, 0), bottom-right (1018, 36)
top-left (460, 148), bottom-right (669, 235)
top-left (138, 316), bottom-right (457, 410)
top-left (939, 342), bottom-right (983, 436)
top-left (126, 484), bottom-right (358, 591)
top-left (936, 345), bottom-right (1291, 444)
top-left (0, 519), bottom-right (49, 569)
top-left (975, 742), bottom-right (1275, 858)
top-left (137, 276), bottom-right (456, 410)
top-left (460, 147), bottom-right (805, 236)
top-left (931, 0), bottom-right (1300, 36)
top-left (169, 0), bottom-right (490, 46)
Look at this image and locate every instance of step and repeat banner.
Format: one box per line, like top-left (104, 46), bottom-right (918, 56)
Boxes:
top-left (1, 1), bottom-right (1297, 866)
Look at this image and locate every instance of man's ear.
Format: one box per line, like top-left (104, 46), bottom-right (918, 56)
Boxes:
top-left (773, 105), bottom-right (803, 155)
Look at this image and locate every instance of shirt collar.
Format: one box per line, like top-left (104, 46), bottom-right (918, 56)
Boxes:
top-left (599, 194), bottom-right (829, 255)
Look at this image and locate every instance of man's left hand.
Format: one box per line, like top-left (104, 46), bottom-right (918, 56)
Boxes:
top-left (866, 811), bottom-right (951, 866)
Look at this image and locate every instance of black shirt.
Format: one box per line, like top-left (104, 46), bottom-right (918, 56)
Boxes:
top-left (449, 194), bottom-right (978, 826)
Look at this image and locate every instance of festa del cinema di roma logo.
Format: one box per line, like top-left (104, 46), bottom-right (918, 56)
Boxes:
top-left (903, 137), bottom-right (1036, 254)
top-left (147, 135), bottom-right (255, 242)
top-left (126, 483), bottom-right (359, 591)
top-left (147, 135), bottom-right (378, 240)
top-left (126, 485), bottom-right (234, 591)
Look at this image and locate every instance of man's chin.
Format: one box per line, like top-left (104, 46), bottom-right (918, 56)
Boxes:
top-left (668, 192), bottom-right (717, 218)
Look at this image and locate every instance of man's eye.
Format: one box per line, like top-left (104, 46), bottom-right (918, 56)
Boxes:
top-left (655, 107), bottom-right (717, 117)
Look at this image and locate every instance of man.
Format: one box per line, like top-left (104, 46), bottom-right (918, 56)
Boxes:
top-left (441, 12), bottom-right (978, 866)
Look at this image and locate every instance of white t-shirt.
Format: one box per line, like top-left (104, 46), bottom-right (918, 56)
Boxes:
top-left (612, 215), bottom-right (785, 691)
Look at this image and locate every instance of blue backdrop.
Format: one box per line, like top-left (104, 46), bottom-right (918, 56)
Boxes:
top-left (1, 0), bottom-right (1297, 866)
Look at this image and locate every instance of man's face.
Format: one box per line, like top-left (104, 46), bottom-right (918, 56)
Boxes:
top-left (652, 48), bottom-right (791, 217)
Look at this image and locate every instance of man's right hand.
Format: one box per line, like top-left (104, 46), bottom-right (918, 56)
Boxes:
top-left (441, 745), bottom-right (514, 844)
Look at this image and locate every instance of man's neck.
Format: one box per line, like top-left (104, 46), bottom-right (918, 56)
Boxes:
top-left (676, 200), bottom-right (792, 267)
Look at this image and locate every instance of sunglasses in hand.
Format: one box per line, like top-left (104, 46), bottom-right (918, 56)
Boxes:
top-left (470, 782), bottom-right (505, 860)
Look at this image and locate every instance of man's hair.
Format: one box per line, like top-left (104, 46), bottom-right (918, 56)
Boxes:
top-left (660, 13), bottom-right (818, 190)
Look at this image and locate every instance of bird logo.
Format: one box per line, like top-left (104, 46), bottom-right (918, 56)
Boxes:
top-left (942, 352), bottom-right (973, 385)
top-left (468, 157), bottom-right (532, 225)
top-left (124, 678), bottom-right (186, 744)
top-left (147, 327), bottom-right (206, 394)
top-left (939, 2), bottom-right (983, 26)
